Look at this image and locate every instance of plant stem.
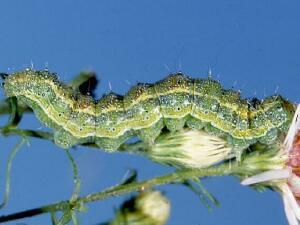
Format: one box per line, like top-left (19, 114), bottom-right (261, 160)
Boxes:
top-left (0, 99), bottom-right (31, 115)
top-left (0, 161), bottom-right (238, 223)
top-left (0, 138), bottom-right (26, 209)
top-left (0, 127), bottom-right (54, 142)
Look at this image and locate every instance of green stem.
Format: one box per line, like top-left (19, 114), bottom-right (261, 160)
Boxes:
top-left (65, 150), bottom-right (81, 201)
top-left (0, 162), bottom-right (239, 223)
top-left (0, 138), bottom-right (26, 209)
top-left (0, 99), bottom-right (31, 115)
top-left (0, 127), bottom-right (54, 142)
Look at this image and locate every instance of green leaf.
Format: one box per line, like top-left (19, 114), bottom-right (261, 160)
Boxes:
top-left (183, 178), bottom-right (219, 211)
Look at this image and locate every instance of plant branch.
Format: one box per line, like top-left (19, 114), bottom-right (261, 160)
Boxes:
top-left (0, 127), bottom-right (54, 142)
top-left (0, 99), bottom-right (31, 115)
top-left (0, 161), bottom-right (239, 223)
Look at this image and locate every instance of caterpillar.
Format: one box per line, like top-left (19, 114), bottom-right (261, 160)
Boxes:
top-left (2, 70), bottom-right (295, 156)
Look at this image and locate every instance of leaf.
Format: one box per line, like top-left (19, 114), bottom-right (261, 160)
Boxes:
top-left (183, 178), bottom-right (219, 211)
top-left (69, 71), bottom-right (98, 98)
top-left (120, 169), bottom-right (138, 185)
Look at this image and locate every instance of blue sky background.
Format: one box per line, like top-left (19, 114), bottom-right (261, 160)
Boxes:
top-left (1, 1), bottom-right (300, 225)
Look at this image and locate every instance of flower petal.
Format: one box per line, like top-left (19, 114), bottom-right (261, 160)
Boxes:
top-left (289, 174), bottom-right (300, 197)
top-left (283, 194), bottom-right (299, 225)
top-left (285, 104), bottom-right (300, 152)
top-left (282, 184), bottom-right (300, 220)
top-left (241, 169), bottom-right (290, 186)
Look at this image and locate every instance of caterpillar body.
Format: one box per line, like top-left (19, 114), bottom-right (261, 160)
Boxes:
top-left (3, 70), bottom-right (295, 155)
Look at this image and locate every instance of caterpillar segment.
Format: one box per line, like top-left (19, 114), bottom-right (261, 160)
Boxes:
top-left (95, 93), bottom-right (133, 151)
top-left (123, 83), bottom-right (163, 144)
top-left (3, 70), bottom-right (295, 156)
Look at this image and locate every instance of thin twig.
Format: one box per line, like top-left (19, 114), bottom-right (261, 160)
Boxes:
top-left (0, 162), bottom-right (238, 223)
top-left (0, 99), bottom-right (31, 115)
top-left (0, 127), bottom-right (54, 142)
top-left (0, 138), bottom-right (26, 209)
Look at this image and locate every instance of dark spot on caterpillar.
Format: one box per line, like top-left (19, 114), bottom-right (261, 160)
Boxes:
top-left (177, 107), bottom-right (181, 111)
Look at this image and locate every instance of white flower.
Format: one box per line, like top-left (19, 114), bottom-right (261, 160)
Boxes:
top-left (241, 104), bottom-right (300, 225)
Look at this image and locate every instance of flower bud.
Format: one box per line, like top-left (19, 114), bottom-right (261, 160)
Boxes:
top-left (109, 191), bottom-right (170, 225)
top-left (240, 142), bottom-right (288, 179)
top-left (145, 129), bottom-right (232, 169)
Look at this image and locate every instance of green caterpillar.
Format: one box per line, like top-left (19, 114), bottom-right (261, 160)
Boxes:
top-left (3, 70), bottom-right (295, 156)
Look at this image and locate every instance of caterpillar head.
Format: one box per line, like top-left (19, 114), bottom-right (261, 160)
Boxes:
top-left (263, 95), bottom-right (296, 133)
